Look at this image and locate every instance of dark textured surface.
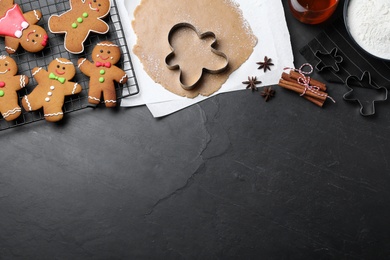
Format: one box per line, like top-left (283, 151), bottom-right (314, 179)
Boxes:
top-left (1, 0), bottom-right (390, 259)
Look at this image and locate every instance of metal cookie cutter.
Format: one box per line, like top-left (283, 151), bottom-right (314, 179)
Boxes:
top-left (314, 47), bottom-right (343, 72)
top-left (165, 23), bottom-right (229, 90)
top-left (343, 71), bottom-right (388, 116)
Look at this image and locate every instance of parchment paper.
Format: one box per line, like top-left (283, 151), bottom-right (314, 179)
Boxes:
top-left (119, 0), bottom-right (294, 117)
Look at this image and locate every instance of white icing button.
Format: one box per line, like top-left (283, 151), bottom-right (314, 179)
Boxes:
top-left (15, 30), bottom-right (22, 38)
top-left (50, 86), bottom-right (55, 90)
top-left (45, 97), bottom-right (50, 102)
top-left (47, 92), bottom-right (53, 96)
top-left (21, 21), bottom-right (29, 29)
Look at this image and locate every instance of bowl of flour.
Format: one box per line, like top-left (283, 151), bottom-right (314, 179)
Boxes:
top-left (344, 0), bottom-right (390, 61)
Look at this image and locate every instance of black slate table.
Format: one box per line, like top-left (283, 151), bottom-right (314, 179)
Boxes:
top-left (1, 0), bottom-right (389, 259)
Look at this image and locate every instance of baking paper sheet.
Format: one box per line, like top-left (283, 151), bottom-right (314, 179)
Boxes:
top-left (118, 0), bottom-right (294, 117)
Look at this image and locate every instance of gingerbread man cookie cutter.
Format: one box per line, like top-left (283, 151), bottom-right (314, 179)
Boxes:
top-left (314, 47), bottom-right (344, 72)
top-left (343, 71), bottom-right (388, 116)
top-left (165, 23), bottom-right (229, 90)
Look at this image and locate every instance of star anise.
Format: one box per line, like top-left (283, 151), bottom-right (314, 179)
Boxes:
top-left (260, 87), bottom-right (275, 102)
top-left (243, 76), bottom-right (262, 92)
top-left (257, 56), bottom-right (274, 72)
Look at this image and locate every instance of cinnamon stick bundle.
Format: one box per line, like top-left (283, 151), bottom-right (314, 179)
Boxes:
top-left (289, 70), bottom-right (327, 91)
top-left (278, 71), bottom-right (329, 107)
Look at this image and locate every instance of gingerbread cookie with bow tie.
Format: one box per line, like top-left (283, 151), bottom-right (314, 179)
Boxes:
top-left (48, 0), bottom-right (111, 54)
top-left (22, 58), bottom-right (82, 122)
top-left (0, 55), bottom-right (28, 121)
top-left (78, 41), bottom-right (128, 107)
top-left (0, 0), bottom-right (48, 54)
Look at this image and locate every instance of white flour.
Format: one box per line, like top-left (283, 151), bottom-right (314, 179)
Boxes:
top-left (347, 0), bottom-right (390, 60)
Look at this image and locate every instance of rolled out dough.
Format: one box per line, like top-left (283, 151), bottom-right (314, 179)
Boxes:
top-left (132, 0), bottom-right (257, 98)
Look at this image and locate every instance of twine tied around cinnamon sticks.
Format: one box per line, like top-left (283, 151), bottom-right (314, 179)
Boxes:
top-left (279, 63), bottom-right (335, 107)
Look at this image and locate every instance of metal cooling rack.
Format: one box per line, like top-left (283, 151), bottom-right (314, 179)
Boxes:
top-left (0, 0), bottom-right (139, 131)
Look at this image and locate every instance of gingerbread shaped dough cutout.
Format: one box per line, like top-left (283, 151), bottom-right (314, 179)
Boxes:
top-left (132, 0), bottom-right (257, 98)
top-left (78, 41), bottom-right (128, 107)
top-left (48, 0), bottom-right (111, 54)
top-left (0, 0), bottom-right (48, 54)
top-left (22, 58), bottom-right (82, 122)
top-left (165, 23), bottom-right (229, 90)
top-left (0, 55), bottom-right (28, 121)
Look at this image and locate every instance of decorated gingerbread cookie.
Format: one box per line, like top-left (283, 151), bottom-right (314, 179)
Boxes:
top-left (22, 58), bottom-right (82, 122)
top-left (0, 0), bottom-right (48, 54)
top-left (78, 41), bottom-right (128, 107)
top-left (48, 0), bottom-right (111, 54)
top-left (0, 55), bottom-right (28, 121)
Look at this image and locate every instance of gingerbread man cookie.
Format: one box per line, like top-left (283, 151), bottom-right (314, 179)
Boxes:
top-left (0, 0), bottom-right (48, 54)
top-left (48, 0), bottom-right (111, 54)
top-left (0, 55), bottom-right (28, 121)
top-left (22, 58), bottom-right (82, 122)
top-left (78, 41), bottom-right (128, 107)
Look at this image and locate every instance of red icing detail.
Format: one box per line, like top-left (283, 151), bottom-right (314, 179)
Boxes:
top-left (95, 62), bottom-right (111, 68)
top-left (0, 82), bottom-right (5, 88)
top-left (27, 31), bottom-right (35, 38)
top-left (42, 34), bottom-right (48, 46)
top-left (55, 69), bottom-right (65, 75)
top-left (0, 5), bottom-right (29, 38)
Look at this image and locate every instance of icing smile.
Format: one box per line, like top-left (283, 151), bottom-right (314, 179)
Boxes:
top-left (26, 30), bottom-right (37, 43)
top-left (89, 2), bottom-right (99, 12)
top-left (0, 69), bottom-right (9, 74)
top-left (55, 69), bottom-right (65, 75)
top-left (99, 55), bottom-right (109, 60)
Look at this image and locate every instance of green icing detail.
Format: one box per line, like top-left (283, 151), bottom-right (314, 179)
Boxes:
top-left (83, 12), bottom-right (88, 18)
top-left (77, 17), bottom-right (83, 23)
top-left (99, 77), bottom-right (105, 83)
top-left (100, 69), bottom-right (105, 75)
top-left (0, 90), bottom-right (4, 97)
top-left (72, 23), bottom-right (77, 28)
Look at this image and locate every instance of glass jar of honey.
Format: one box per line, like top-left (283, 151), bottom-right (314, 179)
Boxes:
top-left (288, 0), bottom-right (339, 24)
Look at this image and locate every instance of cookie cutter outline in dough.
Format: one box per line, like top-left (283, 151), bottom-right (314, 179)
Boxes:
top-left (314, 47), bottom-right (343, 72)
top-left (165, 23), bottom-right (229, 90)
top-left (343, 71), bottom-right (388, 116)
